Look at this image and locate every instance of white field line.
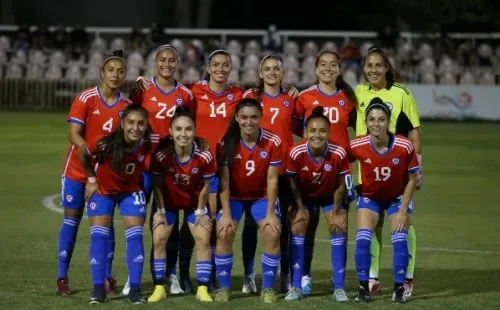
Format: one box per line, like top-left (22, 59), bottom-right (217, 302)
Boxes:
top-left (43, 193), bottom-right (500, 255)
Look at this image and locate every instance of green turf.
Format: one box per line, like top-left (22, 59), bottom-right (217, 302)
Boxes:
top-left (0, 112), bottom-right (499, 309)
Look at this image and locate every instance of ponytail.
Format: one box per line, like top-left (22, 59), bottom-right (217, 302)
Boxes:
top-left (95, 103), bottom-right (150, 172)
top-left (221, 98), bottom-right (262, 167)
top-left (335, 74), bottom-right (358, 107)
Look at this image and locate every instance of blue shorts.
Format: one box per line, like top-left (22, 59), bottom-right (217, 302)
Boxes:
top-left (86, 190), bottom-right (147, 218)
top-left (166, 207), bottom-right (211, 225)
top-left (141, 171), bottom-right (153, 202)
top-left (303, 196), bottom-right (348, 212)
top-left (356, 195), bottom-right (413, 216)
top-left (209, 176), bottom-right (219, 194)
top-left (216, 198), bottom-right (280, 222)
top-left (60, 177), bottom-right (85, 209)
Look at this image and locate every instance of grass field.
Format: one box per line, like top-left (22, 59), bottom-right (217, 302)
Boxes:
top-left (0, 112), bottom-right (499, 309)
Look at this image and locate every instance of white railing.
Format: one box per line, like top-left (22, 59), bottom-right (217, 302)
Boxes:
top-left (1, 25), bottom-right (499, 46)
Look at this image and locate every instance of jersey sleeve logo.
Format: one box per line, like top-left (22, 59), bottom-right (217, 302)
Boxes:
top-left (176, 97), bottom-right (183, 105)
top-left (260, 150), bottom-right (268, 158)
top-left (324, 164), bottom-right (332, 171)
top-left (191, 167), bottom-right (199, 174)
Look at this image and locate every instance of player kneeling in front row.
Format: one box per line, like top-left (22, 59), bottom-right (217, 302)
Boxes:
top-left (285, 106), bottom-right (351, 302)
top-left (148, 106), bottom-right (216, 302)
top-left (78, 104), bottom-right (152, 304)
top-left (348, 98), bottom-right (419, 304)
top-left (215, 98), bottom-right (283, 303)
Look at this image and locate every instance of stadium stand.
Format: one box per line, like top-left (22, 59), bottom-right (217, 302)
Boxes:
top-left (0, 24), bottom-right (499, 90)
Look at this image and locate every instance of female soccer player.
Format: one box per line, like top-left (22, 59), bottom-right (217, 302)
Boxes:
top-left (285, 106), bottom-right (350, 302)
top-left (349, 98), bottom-right (419, 304)
top-left (355, 46), bottom-right (422, 297)
top-left (127, 44), bottom-right (196, 296)
top-left (214, 98), bottom-right (282, 303)
top-left (78, 103), bottom-right (152, 304)
top-left (294, 50), bottom-right (357, 295)
top-left (57, 50), bottom-right (130, 296)
top-left (147, 105), bottom-right (217, 303)
top-left (240, 55), bottom-right (297, 294)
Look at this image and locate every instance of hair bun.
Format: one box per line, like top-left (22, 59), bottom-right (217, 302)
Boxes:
top-left (112, 50), bottom-right (124, 58)
top-left (311, 105), bottom-right (324, 115)
top-left (174, 105), bottom-right (191, 115)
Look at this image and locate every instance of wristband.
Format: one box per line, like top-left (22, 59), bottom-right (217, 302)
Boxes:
top-left (195, 206), bottom-right (208, 216)
top-left (417, 154), bottom-right (422, 168)
top-left (87, 176), bottom-right (97, 183)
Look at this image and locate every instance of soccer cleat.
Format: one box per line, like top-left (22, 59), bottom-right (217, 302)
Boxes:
top-left (122, 278), bottom-right (130, 296)
top-left (392, 285), bottom-right (407, 303)
top-left (242, 273), bottom-right (257, 294)
top-left (89, 288), bottom-right (107, 304)
top-left (104, 276), bottom-right (118, 296)
top-left (301, 275), bottom-right (313, 295)
top-left (355, 286), bottom-right (370, 303)
top-left (209, 281), bottom-right (220, 293)
top-left (169, 275), bottom-right (184, 294)
top-left (147, 285), bottom-right (167, 302)
top-left (260, 288), bottom-right (278, 303)
top-left (215, 288), bottom-right (231, 302)
top-left (279, 274), bottom-right (291, 294)
top-left (180, 276), bottom-right (193, 294)
top-left (284, 287), bottom-right (303, 301)
top-left (333, 288), bottom-right (349, 302)
top-left (56, 278), bottom-right (71, 296)
top-left (196, 285), bottom-right (213, 302)
top-left (128, 287), bottom-right (147, 304)
top-left (369, 278), bottom-right (381, 294)
top-left (403, 279), bottom-right (414, 298)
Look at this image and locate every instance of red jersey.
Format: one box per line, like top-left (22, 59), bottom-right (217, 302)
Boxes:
top-left (63, 87), bottom-right (131, 183)
top-left (190, 81), bottom-right (244, 155)
top-left (150, 143), bottom-right (216, 209)
top-left (87, 138), bottom-right (151, 195)
top-left (129, 78), bottom-right (195, 146)
top-left (295, 85), bottom-right (355, 149)
top-left (348, 134), bottom-right (420, 202)
top-left (287, 138), bottom-right (350, 198)
top-left (243, 88), bottom-right (296, 174)
top-left (217, 128), bottom-right (282, 200)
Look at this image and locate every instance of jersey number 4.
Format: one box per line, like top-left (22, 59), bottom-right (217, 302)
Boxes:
top-left (156, 102), bottom-right (177, 119)
top-left (209, 102), bottom-right (226, 117)
top-left (374, 166), bottom-right (391, 181)
top-left (102, 118), bottom-right (114, 132)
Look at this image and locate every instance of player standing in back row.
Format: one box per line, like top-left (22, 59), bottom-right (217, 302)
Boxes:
top-left (57, 50), bottom-right (130, 296)
top-left (355, 46), bottom-right (422, 297)
top-left (127, 44), bottom-right (195, 296)
top-left (349, 98), bottom-right (419, 304)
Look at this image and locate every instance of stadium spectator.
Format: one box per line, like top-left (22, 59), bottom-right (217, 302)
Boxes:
top-left (262, 24), bottom-right (281, 53)
top-left (12, 24), bottom-right (31, 55)
top-left (70, 23), bottom-right (89, 51)
top-left (51, 23), bottom-right (68, 50)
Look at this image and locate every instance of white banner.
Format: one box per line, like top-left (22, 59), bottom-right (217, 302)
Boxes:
top-left (408, 85), bottom-right (500, 120)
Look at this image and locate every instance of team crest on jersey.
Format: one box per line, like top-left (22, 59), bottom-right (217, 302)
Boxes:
top-left (324, 164), bottom-right (332, 171)
top-left (138, 155), bottom-right (145, 162)
top-left (392, 158), bottom-right (400, 165)
top-left (283, 100), bottom-right (290, 107)
top-left (338, 100), bottom-right (345, 107)
top-left (260, 150), bottom-right (268, 158)
top-left (385, 102), bottom-right (394, 110)
top-left (191, 167), bottom-right (199, 174)
top-left (176, 97), bottom-right (183, 105)
top-left (118, 110), bottom-right (124, 118)
top-left (227, 93), bottom-right (234, 101)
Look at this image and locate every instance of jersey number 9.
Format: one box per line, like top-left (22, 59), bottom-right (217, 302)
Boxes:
top-left (245, 160), bottom-right (255, 176)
